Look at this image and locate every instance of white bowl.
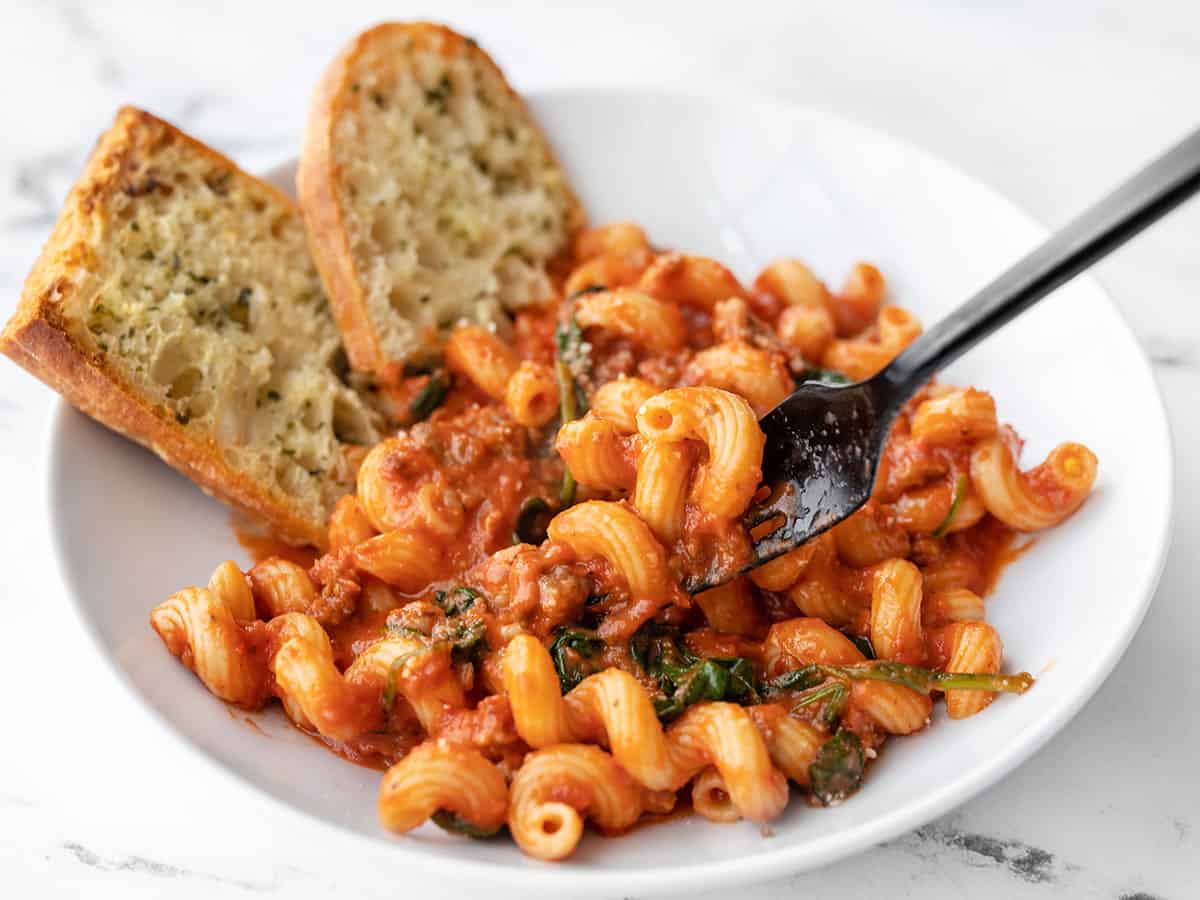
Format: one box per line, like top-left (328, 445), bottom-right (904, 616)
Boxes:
top-left (48, 87), bottom-right (1172, 895)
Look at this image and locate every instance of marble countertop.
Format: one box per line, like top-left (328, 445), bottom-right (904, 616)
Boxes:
top-left (1, 2), bottom-right (1196, 898)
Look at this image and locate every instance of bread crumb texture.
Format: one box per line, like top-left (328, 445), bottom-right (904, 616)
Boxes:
top-left (43, 110), bottom-right (379, 524)
top-left (329, 25), bottom-right (582, 362)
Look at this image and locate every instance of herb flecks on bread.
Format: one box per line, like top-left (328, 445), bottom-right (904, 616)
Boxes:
top-left (299, 22), bottom-right (585, 373)
top-left (2, 107), bottom-right (381, 546)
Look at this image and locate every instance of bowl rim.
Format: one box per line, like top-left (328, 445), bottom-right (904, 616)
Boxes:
top-left (45, 84), bottom-right (1174, 895)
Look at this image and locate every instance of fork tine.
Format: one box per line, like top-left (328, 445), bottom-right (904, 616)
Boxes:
top-left (742, 481), bottom-right (796, 529)
top-left (744, 480), bottom-right (809, 568)
top-left (750, 526), bottom-right (804, 566)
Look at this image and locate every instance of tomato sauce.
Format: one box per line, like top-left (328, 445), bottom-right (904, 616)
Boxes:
top-left (232, 515), bottom-right (318, 568)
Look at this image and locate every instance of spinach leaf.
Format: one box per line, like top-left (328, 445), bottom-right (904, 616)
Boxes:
top-left (381, 649), bottom-right (422, 711)
top-left (767, 660), bottom-right (1035, 698)
top-left (654, 657), bottom-right (759, 721)
top-left (761, 665), bottom-right (825, 696)
top-left (383, 622), bottom-right (426, 639)
top-left (434, 587), bottom-right (479, 617)
top-left (931, 473), bottom-right (969, 537)
top-left (554, 313), bottom-right (591, 506)
top-left (809, 729), bottom-right (866, 806)
top-left (717, 657), bottom-right (759, 703)
top-left (447, 619), bottom-right (487, 665)
top-left (846, 660), bottom-right (1034, 694)
top-left (431, 810), bottom-right (503, 839)
top-left (548, 626), bottom-right (604, 692)
top-left (846, 633), bottom-right (876, 660)
top-left (654, 659), bottom-right (731, 721)
top-left (791, 680), bottom-right (850, 727)
top-left (567, 285), bottom-right (607, 301)
top-left (513, 496), bottom-right (552, 545)
top-left (631, 623), bottom-right (759, 721)
top-left (410, 369), bottom-right (450, 422)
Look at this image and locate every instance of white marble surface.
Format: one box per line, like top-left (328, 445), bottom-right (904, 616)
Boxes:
top-left (1, 2), bottom-right (1196, 897)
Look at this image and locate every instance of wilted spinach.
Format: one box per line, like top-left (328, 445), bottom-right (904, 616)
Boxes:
top-left (630, 623), bottom-right (758, 721)
top-left (409, 369), bottom-right (450, 422)
top-left (548, 626), bottom-right (604, 692)
top-left (434, 586), bottom-right (479, 617)
top-left (431, 810), bottom-right (503, 839)
top-left (554, 312), bottom-right (590, 506)
top-left (513, 496), bottom-right (553, 545)
top-left (809, 729), bottom-right (866, 806)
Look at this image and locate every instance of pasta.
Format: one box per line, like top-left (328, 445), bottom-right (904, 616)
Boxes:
top-left (565, 222), bottom-right (653, 297)
top-left (637, 386), bottom-right (764, 520)
top-left (777, 303), bottom-right (836, 362)
top-left (564, 253), bottom-right (650, 298)
top-left (830, 262), bottom-right (887, 336)
top-left (354, 530), bottom-right (446, 592)
top-left (632, 439), bottom-right (695, 543)
top-left (555, 415), bottom-right (639, 492)
top-left (695, 578), bottom-right (765, 636)
top-left (911, 388), bottom-right (998, 446)
top-left (692, 767), bottom-right (741, 823)
top-left (683, 341), bottom-right (793, 416)
top-left (970, 431), bottom-right (1098, 530)
top-left (637, 252), bottom-right (747, 309)
top-left (546, 501), bottom-right (683, 639)
top-left (574, 288), bottom-right (687, 352)
top-left (378, 740), bottom-right (509, 835)
top-left (782, 533), bottom-right (863, 627)
top-left (575, 222), bottom-right (651, 261)
top-left (923, 588), bottom-right (986, 627)
top-left (504, 361), bottom-right (560, 427)
top-left (589, 375), bottom-right (659, 432)
top-left (763, 617), bottom-right (865, 672)
top-left (822, 304), bottom-right (922, 381)
top-left (275, 614), bottom-right (464, 738)
top-left (151, 584), bottom-right (265, 707)
top-left (849, 681), bottom-right (933, 735)
top-left (509, 745), bottom-right (645, 859)
top-left (444, 323), bottom-right (518, 400)
top-left (149, 227), bottom-right (1097, 860)
top-left (328, 495), bottom-right (377, 551)
top-left (936, 621), bottom-right (1005, 719)
top-left (248, 557), bottom-right (316, 618)
top-left (502, 635), bottom-right (786, 820)
top-left (869, 559), bottom-right (926, 665)
top-left (748, 541), bottom-right (818, 592)
top-left (746, 704), bottom-right (826, 786)
top-left (753, 258), bottom-right (829, 310)
top-left (669, 703), bottom-right (789, 822)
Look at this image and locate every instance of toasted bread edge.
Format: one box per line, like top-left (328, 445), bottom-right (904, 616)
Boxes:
top-left (297, 21), bottom-right (587, 377)
top-left (298, 23), bottom-right (401, 376)
top-left (1, 107), bottom-right (330, 548)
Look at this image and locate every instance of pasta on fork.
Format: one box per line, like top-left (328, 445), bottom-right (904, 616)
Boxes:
top-left (150, 223), bottom-right (1096, 860)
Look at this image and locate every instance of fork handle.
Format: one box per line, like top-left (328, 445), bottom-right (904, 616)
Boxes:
top-left (879, 124), bottom-right (1200, 401)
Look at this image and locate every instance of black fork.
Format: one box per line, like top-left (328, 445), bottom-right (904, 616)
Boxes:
top-left (694, 123), bottom-right (1200, 593)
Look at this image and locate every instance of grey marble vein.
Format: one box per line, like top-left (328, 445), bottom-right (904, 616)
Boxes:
top-left (902, 821), bottom-right (1074, 885)
top-left (8, 148), bottom-right (85, 232)
top-left (1142, 335), bottom-right (1200, 371)
top-left (60, 842), bottom-right (276, 893)
top-left (1170, 817), bottom-right (1189, 843)
top-left (57, 0), bottom-right (122, 86)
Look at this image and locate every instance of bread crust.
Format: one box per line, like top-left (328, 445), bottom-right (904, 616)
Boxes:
top-left (2, 107), bottom-right (328, 548)
top-left (298, 21), bottom-right (586, 376)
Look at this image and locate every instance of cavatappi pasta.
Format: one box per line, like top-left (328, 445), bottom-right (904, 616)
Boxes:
top-left (150, 225), bottom-right (1096, 859)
